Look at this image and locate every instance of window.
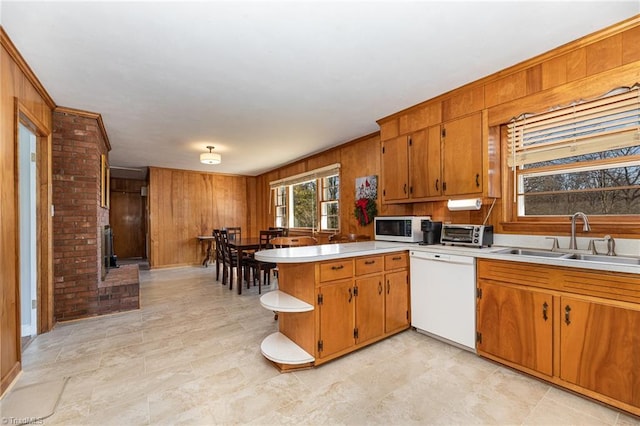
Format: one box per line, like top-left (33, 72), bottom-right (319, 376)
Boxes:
top-left (320, 175), bottom-right (339, 230)
top-left (270, 164), bottom-right (340, 232)
top-left (507, 84), bottom-right (640, 219)
top-left (274, 186), bottom-right (287, 228)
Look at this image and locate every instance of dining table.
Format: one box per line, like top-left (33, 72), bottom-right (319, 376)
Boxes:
top-left (228, 237), bottom-right (261, 294)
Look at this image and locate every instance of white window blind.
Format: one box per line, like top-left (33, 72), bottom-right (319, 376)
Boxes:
top-left (269, 163), bottom-right (341, 189)
top-left (507, 84), bottom-right (640, 168)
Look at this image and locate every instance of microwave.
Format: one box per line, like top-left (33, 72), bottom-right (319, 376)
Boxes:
top-left (441, 224), bottom-right (494, 247)
top-left (374, 216), bottom-right (430, 243)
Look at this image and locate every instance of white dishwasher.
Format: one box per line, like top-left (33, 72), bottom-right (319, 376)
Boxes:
top-left (410, 250), bottom-right (476, 352)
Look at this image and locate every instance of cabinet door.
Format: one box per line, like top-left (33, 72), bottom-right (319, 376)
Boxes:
top-left (355, 276), bottom-right (385, 344)
top-left (476, 280), bottom-right (553, 376)
top-left (381, 136), bottom-right (409, 201)
top-left (442, 112), bottom-right (483, 196)
top-left (385, 270), bottom-right (409, 333)
top-left (318, 280), bottom-right (355, 358)
top-left (426, 125), bottom-right (442, 197)
top-left (408, 129), bottom-right (429, 199)
top-left (560, 297), bottom-right (640, 408)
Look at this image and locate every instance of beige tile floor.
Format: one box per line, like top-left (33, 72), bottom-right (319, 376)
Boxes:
top-left (8, 265), bottom-right (640, 425)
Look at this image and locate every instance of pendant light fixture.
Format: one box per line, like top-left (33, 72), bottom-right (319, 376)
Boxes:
top-left (200, 146), bottom-right (221, 165)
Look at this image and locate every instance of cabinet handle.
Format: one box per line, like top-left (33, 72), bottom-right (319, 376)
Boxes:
top-left (435, 179), bottom-right (439, 191)
top-left (392, 256), bottom-right (402, 261)
top-left (403, 183), bottom-right (407, 194)
top-left (564, 305), bottom-right (571, 325)
top-left (331, 265), bottom-right (344, 270)
top-left (364, 260), bottom-right (376, 265)
top-left (348, 288), bottom-right (353, 303)
top-left (475, 173), bottom-right (480, 187)
top-left (387, 280), bottom-right (390, 294)
top-left (378, 281), bottom-right (382, 295)
top-left (542, 302), bottom-right (549, 321)
top-left (443, 181), bottom-right (447, 192)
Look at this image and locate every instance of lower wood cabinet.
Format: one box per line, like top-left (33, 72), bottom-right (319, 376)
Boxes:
top-left (317, 278), bottom-right (356, 358)
top-left (355, 275), bottom-right (385, 345)
top-left (477, 259), bottom-right (640, 417)
top-left (384, 269), bottom-right (409, 334)
top-left (316, 252), bottom-right (409, 364)
top-left (476, 280), bottom-right (553, 376)
top-left (559, 296), bottom-right (640, 409)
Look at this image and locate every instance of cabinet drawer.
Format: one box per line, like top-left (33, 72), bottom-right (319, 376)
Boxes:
top-left (319, 260), bottom-right (353, 282)
top-left (355, 256), bottom-right (384, 276)
top-left (385, 252), bottom-right (408, 270)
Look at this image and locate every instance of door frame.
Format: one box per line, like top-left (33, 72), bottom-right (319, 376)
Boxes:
top-left (14, 99), bottom-right (54, 340)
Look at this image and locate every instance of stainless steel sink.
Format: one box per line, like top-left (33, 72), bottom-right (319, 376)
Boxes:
top-left (569, 254), bottom-right (640, 265)
top-left (496, 248), bottom-right (573, 258)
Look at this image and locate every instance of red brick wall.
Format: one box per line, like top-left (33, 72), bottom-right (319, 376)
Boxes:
top-left (52, 111), bottom-right (109, 321)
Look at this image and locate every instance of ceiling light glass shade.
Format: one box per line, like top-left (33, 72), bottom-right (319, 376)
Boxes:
top-left (200, 152), bottom-right (221, 164)
top-left (200, 146), bottom-right (221, 164)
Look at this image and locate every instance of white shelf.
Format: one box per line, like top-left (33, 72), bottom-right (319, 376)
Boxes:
top-left (260, 290), bottom-right (313, 312)
top-left (261, 332), bottom-right (315, 365)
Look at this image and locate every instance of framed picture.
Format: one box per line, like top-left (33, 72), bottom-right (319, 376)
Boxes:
top-left (101, 154), bottom-right (110, 208)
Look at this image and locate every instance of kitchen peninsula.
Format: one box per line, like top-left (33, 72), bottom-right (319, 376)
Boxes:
top-left (255, 241), bottom-right (411, 371)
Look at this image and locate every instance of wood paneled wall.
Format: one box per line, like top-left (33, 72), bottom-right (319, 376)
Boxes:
top-left (148, 167), bottom-right (253, 268)
top-left (253, 133), bottom-right (411, 242)
top-left (1, 28), bottom-right (55, 395)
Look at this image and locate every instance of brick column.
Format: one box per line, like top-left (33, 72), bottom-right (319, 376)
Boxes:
top-left (52, 110), bottom-right (109, 321)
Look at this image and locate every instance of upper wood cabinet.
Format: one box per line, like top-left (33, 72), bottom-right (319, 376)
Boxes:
top-left (441, 112), bottom-right (483, 197)
top-left (381, 110), bottom-right (499, 204)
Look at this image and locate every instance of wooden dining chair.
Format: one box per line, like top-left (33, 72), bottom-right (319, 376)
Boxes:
top-left (224, 226), bottom-right (242, 243)
top-left (212, 229), bottom-right (225, 282)
top-left (328, 233), bottom-right (371, 243)
top-left (270, 236), bottom-right (318, 248)
top-left (247, 229), bottom-right (282, 294)
top-left (219, 229), bottom-right (251, 290)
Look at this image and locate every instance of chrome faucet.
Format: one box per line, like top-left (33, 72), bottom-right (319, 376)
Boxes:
top-left (569, 212), bottom-right (591, 250)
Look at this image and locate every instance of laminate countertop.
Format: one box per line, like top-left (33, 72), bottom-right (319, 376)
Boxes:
top-left (255, 241), bottom-right (640, 275)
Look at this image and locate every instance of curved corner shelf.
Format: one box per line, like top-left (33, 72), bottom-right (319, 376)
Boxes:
top-left (261, 332), bottom-right (315, 365)
top-left (259, 290), bottom-right (313, 312)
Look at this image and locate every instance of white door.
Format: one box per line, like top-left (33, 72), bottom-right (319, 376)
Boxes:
top-left (19, 123), bottom-right (37, 337)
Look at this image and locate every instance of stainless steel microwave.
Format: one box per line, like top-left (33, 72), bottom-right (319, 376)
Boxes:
top-left (374, 216), bottom-right (430, 243)
top-left (440, 224), bottom-right (494, 247)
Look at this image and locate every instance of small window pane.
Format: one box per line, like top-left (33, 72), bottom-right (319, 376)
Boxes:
top-left (521, 189), bottom-right (640, 215)
top-left (321, 201), bottom-right (339, 230)
top-left (292, 180), bottom-right (317, 228)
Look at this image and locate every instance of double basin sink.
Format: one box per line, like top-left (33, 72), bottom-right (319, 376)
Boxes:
top-left (496, 248), bottom-right (640, 266)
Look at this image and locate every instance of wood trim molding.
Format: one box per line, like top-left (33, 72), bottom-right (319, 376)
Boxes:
top-left (54, 106), bottom-right (112, 151)
top-left (377, 14), bottom-right (640, 124)
top-left (0, 26), bottom-right (56, 109)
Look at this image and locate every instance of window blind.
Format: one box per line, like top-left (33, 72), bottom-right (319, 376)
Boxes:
top-left (507, 84), bottom-right (640, 168)
top-left (268, 163), bottom-right (341, 190)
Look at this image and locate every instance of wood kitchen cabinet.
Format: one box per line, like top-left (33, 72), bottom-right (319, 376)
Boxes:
top-left (381, 126), bottom-right (441, 202)
top-left (476, 280), bottom-right (553, 376)
top-left (317, 278), bottom-right (355, 358)
top-left (441, 112), bottom-right (483, 197)
top-left (315, 252), bottom-right (409, 364)
top-left (477, 258), bottom-right (640, 416)
top-left (559, 296), bottom-right (640, 409)
top-left (261, 250), bottom-right (410, 371)
top-left (384, 253), bottom-right (410, 333)
top-left (380, 110), bottom-right (498, 203)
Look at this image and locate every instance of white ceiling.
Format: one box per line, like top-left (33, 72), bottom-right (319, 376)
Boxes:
top-left (2, 1), bottom-right (639, 178)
